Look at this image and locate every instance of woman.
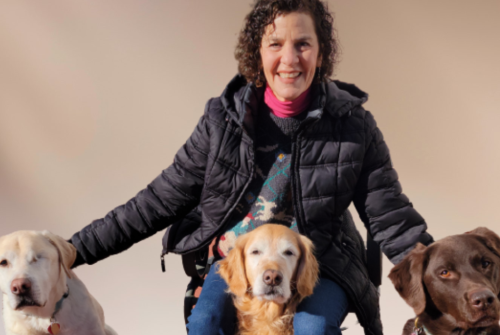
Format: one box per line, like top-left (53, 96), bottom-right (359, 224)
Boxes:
top-left (69, 0), bottom-right (433, 334)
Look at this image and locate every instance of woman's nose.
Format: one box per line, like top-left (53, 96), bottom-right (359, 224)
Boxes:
top-left (280, 44), bottom-right (298, 66)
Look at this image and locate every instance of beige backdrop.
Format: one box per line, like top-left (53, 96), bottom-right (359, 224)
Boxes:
top-left (1, 1), bottom-right (499, 334)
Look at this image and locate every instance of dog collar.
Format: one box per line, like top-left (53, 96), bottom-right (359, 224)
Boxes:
top-left (48, 286), bottom-right (69, 335)
top-left (412, 317), bottom-right (430, 335)
top-left (421, 324), bottom-right (432, 335)
top-left (413, 317), bottom-right (489, 335)
top-left (411, 317), bottom-right (422, 335)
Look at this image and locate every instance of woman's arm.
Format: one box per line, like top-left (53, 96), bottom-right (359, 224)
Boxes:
top-left (70, 111), bottom-right (211, 267)
top-left (353, 108), bottom-right (433, 265)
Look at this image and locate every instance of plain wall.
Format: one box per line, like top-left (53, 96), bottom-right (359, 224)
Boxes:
top-left (1, 1), bottom-right (499, 334)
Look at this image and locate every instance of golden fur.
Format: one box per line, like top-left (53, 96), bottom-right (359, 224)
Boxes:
top-left (218, 224), bottom-right (319, 335)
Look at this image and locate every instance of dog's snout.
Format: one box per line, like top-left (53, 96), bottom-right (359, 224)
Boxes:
top-left (263, 270), bottom-right (283, 286)
top-left (11, 278), bottom-right (32, 296)
top-left (468, 289), bottom-right (496, 310)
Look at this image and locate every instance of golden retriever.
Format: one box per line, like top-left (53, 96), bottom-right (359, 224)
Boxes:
top-left (0, 230), bottom-right (117, 335)
top-left (218, 224), bottom-right (319, 335)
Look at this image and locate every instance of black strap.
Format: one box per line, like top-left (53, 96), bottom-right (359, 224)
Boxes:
top-left (182, 251), bottom-right (199, 278)
top-left (366, 233), bottom-right (382, 287)
top-left (182, 248), bottom-right (213, 278)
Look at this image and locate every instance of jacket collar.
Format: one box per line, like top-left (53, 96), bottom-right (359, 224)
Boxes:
top-left (220, 74), bottom-right (369, 136)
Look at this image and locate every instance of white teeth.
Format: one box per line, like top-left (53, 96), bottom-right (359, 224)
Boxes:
top-left (279, 72), bottom-right (300, 78)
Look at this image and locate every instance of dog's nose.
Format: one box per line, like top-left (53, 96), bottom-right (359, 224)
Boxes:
top-left (469, 289), bottom-right (496, 310)
top-left (263, 270), bottom-right (283, 286)
top-left (11, 278), bottom-right (32, 296)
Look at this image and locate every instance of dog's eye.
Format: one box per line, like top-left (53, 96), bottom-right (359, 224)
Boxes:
top-left (0, 260), bottom-right (7, 267)
top-left (283, 250), bottom-right (294, 256)
top-left (482, 260), bottom-right (491, 268)
top-left (440, 270), bottom-right (451, 278)
top-left (251, 250), bottom-right (260, 255)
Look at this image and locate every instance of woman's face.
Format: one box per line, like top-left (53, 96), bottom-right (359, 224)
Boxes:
top-left (260, 12), bottom-right (321, 102)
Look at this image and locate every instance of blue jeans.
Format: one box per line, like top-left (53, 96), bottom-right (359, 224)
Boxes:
top-left (187, 262), bottom-right (349, 335)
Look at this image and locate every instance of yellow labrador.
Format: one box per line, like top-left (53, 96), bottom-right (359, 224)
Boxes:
top-left (218, 224), bottom-right (319, 335)
top-left (0, 230), bottom-right (117, 335)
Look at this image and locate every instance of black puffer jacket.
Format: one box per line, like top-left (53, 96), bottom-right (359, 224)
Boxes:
top-left (70, 75), bottom-right (433, 335)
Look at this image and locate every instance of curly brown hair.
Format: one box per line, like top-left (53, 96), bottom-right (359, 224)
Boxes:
top-left (235, 0), bottom-right (338, 86)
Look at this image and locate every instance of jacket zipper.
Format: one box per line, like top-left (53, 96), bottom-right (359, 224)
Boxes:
top-left (290, 132), bottom-right (304, 234)
top-left (290, 116), bottom-right (321, 232)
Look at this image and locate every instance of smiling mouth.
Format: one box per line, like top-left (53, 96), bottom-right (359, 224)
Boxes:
top-left (278, 72), bottom-right (301, 79)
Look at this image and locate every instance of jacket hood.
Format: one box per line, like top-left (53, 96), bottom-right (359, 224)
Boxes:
top-left (327, 80), bottom-right (369, 117)
top-left (220, 74), bottom-right (369, 127)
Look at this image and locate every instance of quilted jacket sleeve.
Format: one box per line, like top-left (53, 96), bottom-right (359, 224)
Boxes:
top-left (69, 112), bottom-right (211, 267)
top-left (352, 109), bottom-right (433, 264)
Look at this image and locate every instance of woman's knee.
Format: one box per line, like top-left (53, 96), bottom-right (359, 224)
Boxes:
top-left (293, 312), bottom-right (343, 335)
top-left (186, 262), bottom-right (237, 334)
top-left (186, 309), bottom-right (224, 334)
top-left (293, 277), bottom-right (348, 335)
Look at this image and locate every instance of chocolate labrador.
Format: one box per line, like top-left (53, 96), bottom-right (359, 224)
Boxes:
top-left (389, 227), bottom-right (500, 335)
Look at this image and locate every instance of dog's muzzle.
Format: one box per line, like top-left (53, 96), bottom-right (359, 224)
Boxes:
top-left (466, 288), bottom-right (500, 327)
top-left (10, 278), bottom-right (42, 310)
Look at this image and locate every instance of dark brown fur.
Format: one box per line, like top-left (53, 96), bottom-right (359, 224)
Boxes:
top-left (389, 227), bottom-right (500, 335)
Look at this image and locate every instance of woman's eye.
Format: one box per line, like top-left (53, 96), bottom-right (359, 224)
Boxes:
top-left (0, 260), bottom-right (7, 267)
top-left (440, 270), bottom-right (451, 278)
top-left (482, 260), bottom-right (491, 268)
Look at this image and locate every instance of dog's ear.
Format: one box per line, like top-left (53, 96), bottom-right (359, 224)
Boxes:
top-left (217, 234), bottom-right (249, 297)
top-left (467, 227), bottom-right (500, 258)
top-left (41, 231), bottom-right (76, 279)
top-left (295, 235), bottom-right (319, 297)
top-left (468, 227), bottom-right (500, 295)
top-left (388, 243), bottom-right (427, 315)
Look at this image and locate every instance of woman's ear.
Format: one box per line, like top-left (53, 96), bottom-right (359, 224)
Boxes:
top-left (296, 235), bottom-right (319, 297)
top-left (317, 54), bottom-right (322, 68)
top-left (388, 243), bottom-right (427, 315)
top-left (217, 234), bottom-right (249, 297)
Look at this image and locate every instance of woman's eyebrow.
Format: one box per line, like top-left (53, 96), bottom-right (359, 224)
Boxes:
top-left (266, 36), bottom-right (283, 43)
top-left (266, 35), bottom-right (313, 43)
top-left (294, 35), bottom-right (313, 41)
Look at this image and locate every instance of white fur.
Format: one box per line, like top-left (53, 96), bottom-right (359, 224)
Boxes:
top-left (245, 234), bottom-right (300, 304)
top-left (0, 231), bottom-right (117, 335)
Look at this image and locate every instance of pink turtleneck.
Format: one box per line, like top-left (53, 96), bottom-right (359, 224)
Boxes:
top-left (264, 84), bottom-right (311, 118)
